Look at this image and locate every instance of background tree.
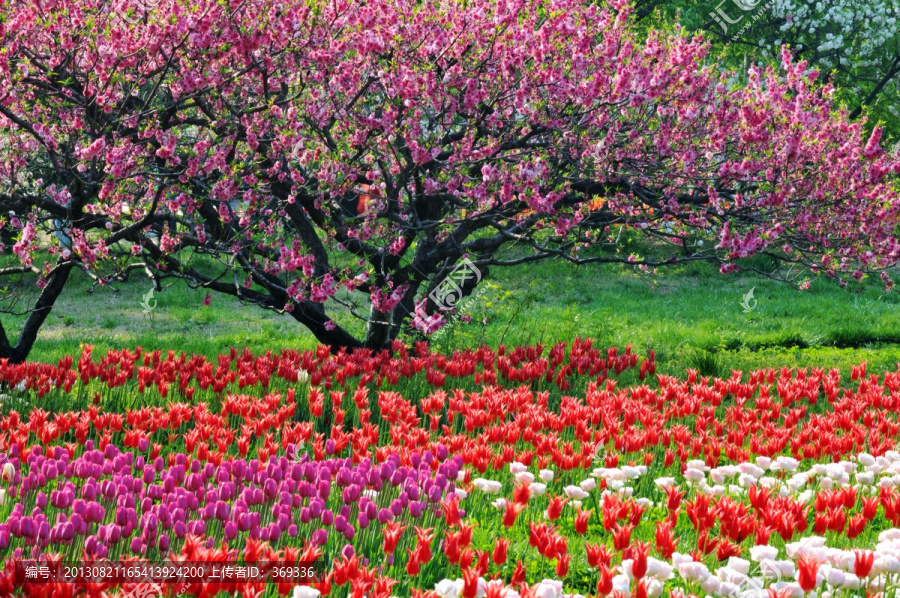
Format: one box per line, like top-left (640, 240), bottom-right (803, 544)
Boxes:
top-left (1, 0), bottom-right (899, 361)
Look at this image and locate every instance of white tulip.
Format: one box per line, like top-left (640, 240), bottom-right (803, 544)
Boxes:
top-left (646, 557), bottom-right (674, 580)
top-left (728, 557), bottom-right (751, 576)
top-left (738, 473), bottom-right (758, 488)
top-left (563, 485), bottom-right (589, 500)
top-left (509, 461), bottom-right (527, 474)
top-left (738, 463), bottom-right (765, 478)
top-left (434, 579), bottom-right (461, 598)
top-left (473, 478), bottom-right (502, 494)
top-left (699, 575), bottom-right (721, 594)
top-left (533, 580), bottom-right (562, 598)
top-left (621, 466), bottom-right (642, 479)
top-left (514, 471), bottom-right (535, 485)
top-left (749, 545), bottom-right (779, 563)
top-left (644, 578), bottom-right (664, 598)
top-left (857, 471), bottom-right (875, 485)
top-left (293, 587), bottom-right (321, 598)
top-left (0, 462), bottom-right (13, 483)
top-left (684, 468), bottom-right (706, 482)
top-left (611, 574), bottom-right (630, 595)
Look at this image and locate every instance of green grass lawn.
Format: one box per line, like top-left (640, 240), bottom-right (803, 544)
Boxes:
top-left (472, 259), bottom-right (900, 376)
top-left (6, 256), bottom-right (900, 376)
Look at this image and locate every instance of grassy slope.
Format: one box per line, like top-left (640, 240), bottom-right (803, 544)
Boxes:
top-left (7, 255), bottom-right (900, 377)
top-left (470, 260), bottom-right (900, 376)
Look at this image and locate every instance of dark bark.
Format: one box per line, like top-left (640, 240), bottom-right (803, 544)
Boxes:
top-left (364, 305), bottom-right (394, 350)
top-left (849, 56), bottom-right (900, 121)
top-left (0, 261), bottom-right (75, 363)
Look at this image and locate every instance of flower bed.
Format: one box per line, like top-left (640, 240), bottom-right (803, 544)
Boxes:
top-left (0, 342), bottom-right (898, 597)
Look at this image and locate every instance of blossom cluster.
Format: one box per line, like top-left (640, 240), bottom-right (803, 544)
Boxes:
top-left (1, 0), bottom-right (899, 348)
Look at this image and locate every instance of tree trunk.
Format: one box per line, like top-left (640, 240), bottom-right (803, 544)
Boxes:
top-left (364, 304), bottom-right (395, 350)
top-left (0, 261), bottom-right (75, 363)
top-left (286, 302), bottom-right (364, 352)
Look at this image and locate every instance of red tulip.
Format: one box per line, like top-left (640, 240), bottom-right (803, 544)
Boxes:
top-left (333, 554), bottom-right (360, 586)
top-left (371, 578), bottom-right (397, 598)
top-left (664, 450), bottom-right (675, 468)
top-left (797, 556), bottom-right (820, 593)
top-left (483, 583), bottom-right (507, 598)
top-left (597, 566), bottom-right (613, 596)
top-left (381, 521), bottom-right (406, 555)
top-left (754, 524), bottom-right (772, 546)
top-left (492, 538), bottom-right (509, 566)
top-left (847, 514), bottom-right (866, 539)
top-left (574, 508), bottom-right (592, 535)
top-left (630, 541), bottom-right (650, 580)
top-left (413, 527), bottom-right (434, 563)
top-left (854, 550), bottom-right (874, 579)
top-left (461, 568), bottom-right (479, 598)
top-left (459, 548), bottom-right (475, 570)
top-left (716, 540), bottom-right (742, 561)
top-left (405, 548), bottom-right (421, 577)
top-left (585, 543), bottom-right (613, 569)
top-left (513, 481), bottom-right (531, 505)
top-left (318, 573), bottom-right (333, 597)
top-left (555, 554), bottom-right (570, 578)
top-left (458, 522), bottom-right (474, 548)
top-left (443, 531), bottom-right (461, 565)
top-left (664, 486), bottom-right (685, 512)
top-left (862, 496), bottom-right (879, 520)
top-left (612, 523), bottom-right (634, 551)
top-left (511, 560), bottom-right (526, 587)
top-left (441, 496), bottom-right (461, 527)
top-left (813, 513), bottom-right (828, 535)
top-left (546, 496), bottom-right (567, 521)
top-left (634, 580), bottom-right (648, 598)
top-left (503, 501), bottom-right (526, 528)
top-left (474, 550), bottom-right (490, 577)
top-left (655, 520), bottom-right (678, 560)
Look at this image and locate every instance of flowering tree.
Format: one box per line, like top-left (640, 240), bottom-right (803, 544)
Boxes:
top-left (1, 0), bottom-right (899, 360)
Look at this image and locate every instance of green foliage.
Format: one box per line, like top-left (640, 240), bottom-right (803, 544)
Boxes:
top-left (688, 347), bottom-right (724, 377)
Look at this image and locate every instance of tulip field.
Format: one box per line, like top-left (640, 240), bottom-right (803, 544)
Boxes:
top-left (1, 340), bottom-right (900, 598)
